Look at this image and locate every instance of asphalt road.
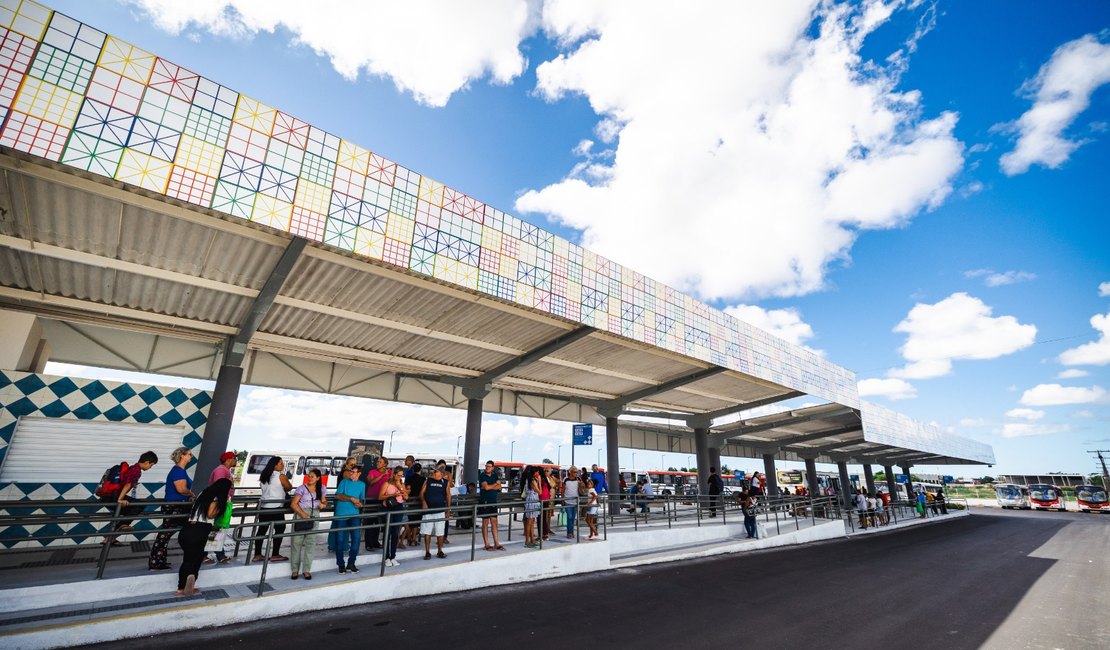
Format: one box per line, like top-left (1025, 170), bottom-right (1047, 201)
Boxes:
top-left (88, 508), bottom-right (1109, 650)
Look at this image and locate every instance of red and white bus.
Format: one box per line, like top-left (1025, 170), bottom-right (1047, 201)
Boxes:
top-left (1028, 483), bottom-right (1067, 512)
top-left (1076, 484), bottom-right (1109, 513)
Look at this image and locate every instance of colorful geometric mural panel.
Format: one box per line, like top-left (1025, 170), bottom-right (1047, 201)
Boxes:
top-left (0, 3), bottom-right (863, 409)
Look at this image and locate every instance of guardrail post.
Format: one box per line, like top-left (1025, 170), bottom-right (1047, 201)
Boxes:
top-left (470, 503), bottom-right (478, 562)
top-left (94, 500), bottom-right (124, 580)
top-left (380, 511), bottom-right (392, 577)
top-left (257, 526), bottom-right (273, 597)
top-left (602, 496), bottom-right (608, 540)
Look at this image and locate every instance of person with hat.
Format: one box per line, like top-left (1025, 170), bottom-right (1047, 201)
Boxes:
top-left (203, 451), bottom-right (238, 564)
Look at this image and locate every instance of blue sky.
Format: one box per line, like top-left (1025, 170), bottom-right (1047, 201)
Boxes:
top-left (42, 1), bottom-right (1110, 478)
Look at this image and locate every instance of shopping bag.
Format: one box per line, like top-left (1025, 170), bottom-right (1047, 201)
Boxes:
top-left (557, 509), bottom-right (567, 527)
top-left (756, 522), bottom-right (766, 539)
top-left (203, 530), bottom-right (226, 552)
top-left (214, 502), bottom-right (233, 529)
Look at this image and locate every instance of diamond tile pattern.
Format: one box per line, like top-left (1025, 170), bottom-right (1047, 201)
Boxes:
top-left (0, 370), bottom-right (212, 547)
top-left (0, 3), bottom-right (860, 408)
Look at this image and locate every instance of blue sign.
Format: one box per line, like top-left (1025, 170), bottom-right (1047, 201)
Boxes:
top-left (734, 470), bottom-right (746, 479)
top-left (895, 474), bottom-right (909, 484)
top-left (572, 423), bottom-right (593, 446)
top-left (850, 474), bottom-right (859, 482)
top-left (943, 475), bottom-right (954, 484)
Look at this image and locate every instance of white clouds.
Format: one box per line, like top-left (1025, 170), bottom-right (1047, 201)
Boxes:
top-left (963, 269), bottom-right (1036, 287)
top-left (723, 304), bottom-right (821, 354)
top-left (517, 1), bottom-right (963, 300)
top-left (1000, 422), bottom-right (1072, 438)
top-left (1057, 368), bottom-right (1089, 379)
top-left (129, 0), bottom-right (538, 106)
top-left (1100, 282), bottom-right (1110, 297)
top-left (1059, 309), bottom-right (1110, 366)
top-left (888, 293), bottom-right (1037, 379)
top-left (857, 378), bottom-right (917, 401)
top-left (1005, 408), bottom-right (1044, 420)
top-left (999, 33), bottom-right (1110, 175)
top-left (1019, 383), bottom-right (1106, 406)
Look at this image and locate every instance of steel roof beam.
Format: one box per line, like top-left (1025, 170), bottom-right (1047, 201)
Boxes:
top-left (224, 237), bottom-right (306, 367)
top-left (701, 390), bottom-right (806, 420)
top-left (590, 366), bottom-right (727, 414)
top-left (709, 405), bottom-right (855, 446)
top-left (777, 425), bottom-right (865, 449)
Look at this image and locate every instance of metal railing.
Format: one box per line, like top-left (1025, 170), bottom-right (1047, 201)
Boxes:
top-left (840, 497), bottom-right (969, 533)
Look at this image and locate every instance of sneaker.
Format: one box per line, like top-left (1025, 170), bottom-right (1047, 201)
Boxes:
top-left (424, 552), bottom-right (432, 560)
top-left (391, 559), bottom-right (401, 567)
top-left (347, 565), bottom-right (359, 573)
top-left (338, 567), bottom-right (347, 574)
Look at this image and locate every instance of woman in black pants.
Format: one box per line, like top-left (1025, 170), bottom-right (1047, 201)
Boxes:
top-left (177, 479), bottom-right (231, 596)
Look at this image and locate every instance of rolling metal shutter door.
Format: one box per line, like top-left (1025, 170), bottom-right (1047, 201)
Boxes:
top-left (0, 417), bottom-right (187, 482)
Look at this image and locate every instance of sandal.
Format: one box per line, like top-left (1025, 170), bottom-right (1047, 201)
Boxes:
top-left (270, 555), bottom-right (288, 562)
top-left (291, 573), bottom-right (299, 580)
top-left (495, 545), bottom-right (506, 551)
top-left (303, 573), bottom-right (312, 580)
top-left (217, 556), bottom-right (231, 564)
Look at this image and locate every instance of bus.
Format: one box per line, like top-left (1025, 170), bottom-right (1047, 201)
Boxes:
top-left (1075, 484), bottom-right (1109, 513)
top-left (995, 483), bottom-right (1030, 509)
top-left (1028, 483), bottom-right (1067, 512)
top-left (647, 470), bottom-right (697, 496)
top-left (237, 449), bottom-right (345, 495)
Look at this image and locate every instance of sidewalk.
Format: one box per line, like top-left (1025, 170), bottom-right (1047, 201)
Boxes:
top-left (0, 508), bottom-right (965, 649)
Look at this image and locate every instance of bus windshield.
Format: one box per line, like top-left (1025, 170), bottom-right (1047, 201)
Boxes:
top-left (1076, 486), bottom-right (1108, 503)
top-left (996, 486), bottom-right (1022, 498)
top-left (1029, 484), bottom-right (1058, 500)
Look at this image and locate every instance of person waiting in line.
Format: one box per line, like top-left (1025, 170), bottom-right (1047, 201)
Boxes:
top-left (100, 450), bottom-right (158, 546)
top-left (926, 490), bottom-right (938, 515)
top-left (479, 461), bottom-right (505, 551)
top-left (590, 464), bottom-right (609, 494)
top-left (521, 466), bottom-right (542, 548)
top-left (640, 477), bottom-right (655, 515)
top-left (707, 467), bottom-right (723, 517)
top-left (149, 446), bottom-right (195, 570)
top-left (626, 478), bottom-right (640, 514)
top-left (176, 478), bottom-right (231, 596)
top-left (204, 451), bottom-right (237, 564)
top-left (584, 478), bottom-right (600, 540)
top-left (750, 471), bottom-right (765, 499)
top-left (333, 465), bottom-right (365, 574)
top-left (290, 468), bottom-right (326, 580)
top-left (403, 462), bottom-right (425, 549)
top-left (855, 490), bottom-right (869, 529)
top-left (253, 456), bottom-right (292, 563)
top-left (420, 463), bottom-right (451, 559)
top-left (540, 466), bottom-right (555, 541)
top-left (740, 487), bottom-right (757, 538)
top-left (435, 460), bottom-right (454, 544)
top-left (402, 455), bottom-right (416, 480)
top-left (562, 466), bottom-right (584, 538)
top-left (328, 458), bottom-right (356, 552)
top-left (916, 490), bottom-right (927, 518)
top-left (363, 456), bottom-right (390, 552)
top-left (380, 466), bottom-right (408, 567)
top-left (935, 488), bottom-right (948, 515)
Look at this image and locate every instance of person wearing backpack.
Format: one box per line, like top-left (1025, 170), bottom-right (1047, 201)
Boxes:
top-left (98, 451), bottom-right (158, 545)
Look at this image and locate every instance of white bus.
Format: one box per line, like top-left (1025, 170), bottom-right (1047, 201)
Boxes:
top-left (1076, 484), bottom-right (1109, 513)
top-left (237, 449), bottom-right (345, 496)
top-left (995, 483), bottom-right (1031, 509)
top-left (1028, 483), bottom-right (1067, 512)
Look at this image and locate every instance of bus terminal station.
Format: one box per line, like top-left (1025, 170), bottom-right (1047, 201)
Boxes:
top-left (0, 4), bottom-right (1003, 648)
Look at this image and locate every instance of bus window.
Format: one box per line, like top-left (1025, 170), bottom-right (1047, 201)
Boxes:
top-left (246, 455), bottom-right (273, 474)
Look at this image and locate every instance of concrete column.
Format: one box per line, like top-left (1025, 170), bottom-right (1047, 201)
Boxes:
top-left (461, 393), bottom-right (485, 485)
top-left (804, 456), bottom-right (820, 497)
top-left (762, 453), bottom-right (778, 497)
top-left (606, 415), bottom-right (621, 514)
top-left (837, 460), bottom-right (853, 509)
top-left (901, 464), bottom-right (914, 501)
top-left (194, 364), bottom-right (243, 489)
top-left (884, 465), bottom-right (897, 499)
top-left (694, 427), bottom-right (710, 496)
top-left (863, 464), bottom-right (875, 496)
top-left (0, 310), bottom-right (48, 372)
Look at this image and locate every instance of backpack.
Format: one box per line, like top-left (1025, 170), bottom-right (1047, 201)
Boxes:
top-left (95, 461), bottom-right (129, 499)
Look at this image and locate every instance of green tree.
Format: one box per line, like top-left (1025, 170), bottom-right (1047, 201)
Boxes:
top-left (667, 467), bottom-right (678, 471)
top-left (721, 464), bottom-right (731, 474)
top-left (979, 476), bottom-right (996, 484)
top-left (542, 458), bottom-right (554, 464)
top-left (875, 471), bottom-right (887, 481)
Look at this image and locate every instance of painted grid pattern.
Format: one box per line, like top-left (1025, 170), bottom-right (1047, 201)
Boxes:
top-left (0, 370), bottom-right (212, 547)
top-left (861, 401), bottom-right (995, 465)
top-left (0, 1), bottom-right (860, 408)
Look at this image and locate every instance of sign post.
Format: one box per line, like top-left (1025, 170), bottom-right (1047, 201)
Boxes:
top-left (572, 423), bottom-right (593, 469)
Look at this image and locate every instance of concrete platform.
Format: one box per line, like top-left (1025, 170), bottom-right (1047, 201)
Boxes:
top-left (0, 510), bottom-right (966, 649)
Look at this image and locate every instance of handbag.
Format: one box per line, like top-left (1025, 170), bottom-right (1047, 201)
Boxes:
top-left (203, 529), bottom-right (226, 552)
top-left (213, 501), bottom-right (233, 529)
top-left (293, 518), bottom-right (313, 532)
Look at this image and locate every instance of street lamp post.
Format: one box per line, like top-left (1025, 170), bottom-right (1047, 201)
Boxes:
top-left (632, 452), bottom-right (637, 469)
top-left (558, 444), bottom-right (563, 466)
top-left (597, 447), bottom-right (604, 466)
top-left (510, 440), bottom-right (516, 462)
top-left (389, 429), bottom-right (395, 453)
top-left (456, 435), bottom-right (462, 456)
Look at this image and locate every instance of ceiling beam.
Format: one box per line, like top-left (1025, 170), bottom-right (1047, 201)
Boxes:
top-left (702, 390), bottom-right (806, 420)
top-left (590, 366), bottom-right (727, 413)
top-left (225, 237), bottom-right (306, 367)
